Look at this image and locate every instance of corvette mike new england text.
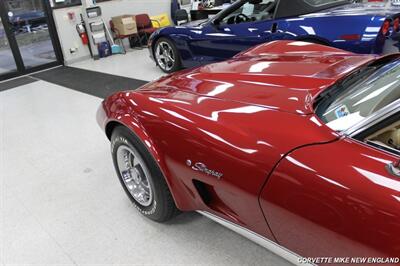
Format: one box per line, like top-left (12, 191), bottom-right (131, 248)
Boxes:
top-left (298, 257), bottom-right (400, 264)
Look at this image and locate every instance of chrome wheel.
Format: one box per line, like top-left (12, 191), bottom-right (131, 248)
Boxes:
top-left (116, 145), bottom-right (153, 206)
top-left (155, 41), bottom-right (175, 72)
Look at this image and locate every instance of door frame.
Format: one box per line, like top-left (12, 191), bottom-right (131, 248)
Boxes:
top-left (0, 0), bottom-right (63, 81)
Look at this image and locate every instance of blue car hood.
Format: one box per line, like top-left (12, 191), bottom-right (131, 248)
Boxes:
top-left (180, 19), bottom-right (209, 28)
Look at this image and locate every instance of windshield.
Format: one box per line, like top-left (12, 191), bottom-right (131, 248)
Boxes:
top-left (218, 0), bottom-right (277, 24)
top-left (316, 58), bottom-right (400, 132)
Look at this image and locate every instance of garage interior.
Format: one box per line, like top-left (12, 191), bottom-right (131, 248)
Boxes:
top-left (1, 50), bottom-right (293, 266)
top-left (1, 0), bottom-right (399, 265)
top-left (0, 0), bottom-right (291, 261)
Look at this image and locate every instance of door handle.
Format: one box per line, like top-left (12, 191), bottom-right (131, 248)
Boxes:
top-left (386, 160), bottom-right (400, 177)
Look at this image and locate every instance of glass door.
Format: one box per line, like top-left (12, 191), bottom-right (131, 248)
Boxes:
top-left (0, 0), bottom-right (62, 80)
top-left (0, 17), bottom-right (17, 75)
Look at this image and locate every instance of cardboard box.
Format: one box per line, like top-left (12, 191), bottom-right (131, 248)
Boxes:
top-left (111, 15), bottom-right (137, 36)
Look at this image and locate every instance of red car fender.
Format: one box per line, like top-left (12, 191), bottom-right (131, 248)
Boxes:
top-left (100, 93), bottom-right (187, 210)
top-left (233, 40), bottom-right (355, 59)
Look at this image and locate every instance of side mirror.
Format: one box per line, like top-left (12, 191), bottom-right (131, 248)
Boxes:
top-left (213, 19), bottom-right (220, 26)
top-left (211, 19), bottom-right (222, 29)
top-left (386, 159), bottom-right (400, 177)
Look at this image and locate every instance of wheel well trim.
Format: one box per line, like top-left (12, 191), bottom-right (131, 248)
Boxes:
top-left (105, 118), bottom-right (183, 210)
top-left (151, 34), bottom-right (164, 55)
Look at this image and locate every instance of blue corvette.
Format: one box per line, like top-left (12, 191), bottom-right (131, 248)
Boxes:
top-left (149, 0), bottom-right (400, 73)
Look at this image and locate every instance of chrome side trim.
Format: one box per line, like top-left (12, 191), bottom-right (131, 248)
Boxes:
top-left (197, 211), bottom-right (313, 266)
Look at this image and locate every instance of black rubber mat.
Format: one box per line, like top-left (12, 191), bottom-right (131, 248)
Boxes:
top-left (31, 66), bottom-right (149, 98)
top-left (0, 76), bottom-right (38, 92)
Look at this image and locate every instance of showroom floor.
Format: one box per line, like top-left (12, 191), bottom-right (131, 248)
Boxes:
top-left (0, 49), bottom-right (291, 266)
top-left (71, 49), bottom-right (165, 82)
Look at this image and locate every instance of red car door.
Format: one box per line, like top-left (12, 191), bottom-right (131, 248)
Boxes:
top-left (260, 136), bottom-right (400, 264)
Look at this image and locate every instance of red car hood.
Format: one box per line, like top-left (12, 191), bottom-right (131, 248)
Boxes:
top-left (141, 42), bottom-right (376, 114)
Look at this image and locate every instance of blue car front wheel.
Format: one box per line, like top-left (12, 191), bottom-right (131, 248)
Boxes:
top-left (154, 38), bottom-right (182, 73)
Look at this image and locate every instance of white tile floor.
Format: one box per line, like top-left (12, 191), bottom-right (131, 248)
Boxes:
top-left (0, 79), bottom-right (292, 265)
top-left (71, 49), bottom-right (166, 82)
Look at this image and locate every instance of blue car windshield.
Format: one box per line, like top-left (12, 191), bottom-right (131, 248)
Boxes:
top-left (317, 58), bottom-right (400, 131)
top-left (219, 0), bottom-right (276, 23)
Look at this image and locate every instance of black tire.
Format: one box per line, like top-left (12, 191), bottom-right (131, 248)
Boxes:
top-left (154, 37), bottom-right (182, 73)
top-left (111, 126), bottom-right (179, 222)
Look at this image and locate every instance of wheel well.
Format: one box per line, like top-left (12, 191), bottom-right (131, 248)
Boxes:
top-left (152, 35), bottom-right (169, 61)
top-left (104, 120), bottom-right (183, 210)
top-left (153, 35), bottom-right (181, 58)
top-left (152, 35), bottom-right (161, 54)
top-left (152, 35), bottom-right (184, 73)
top-left (105, 121), bottom-right (123, 140)
top-left (152, 35), bottom-right (170, 53)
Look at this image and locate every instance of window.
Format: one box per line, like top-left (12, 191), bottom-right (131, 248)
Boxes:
top-left (51, 0), bottom-right (81, 9)
top-left (316, 58), bottom-right (400, 132)
top-left (180, 0), bottom-right (191, 5)
top-left (51, 0), bottom-right (111, 9)
top-left (365, 119), bottom-right (400, 155)
top-left (219, 0), bottom-right (276, 25)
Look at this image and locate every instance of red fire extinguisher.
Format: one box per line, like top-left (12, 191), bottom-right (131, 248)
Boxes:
top-left (80, 32), bottom-right (89, 45)
top-left (76, 23), bottom-right (89, 45)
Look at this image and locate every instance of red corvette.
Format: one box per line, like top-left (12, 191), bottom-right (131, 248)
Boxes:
top-left (97, 41), bottom-right (400, 265)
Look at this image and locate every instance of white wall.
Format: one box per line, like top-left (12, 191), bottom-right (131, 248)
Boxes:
top-left (53, 0), bottom-right (171, 64)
